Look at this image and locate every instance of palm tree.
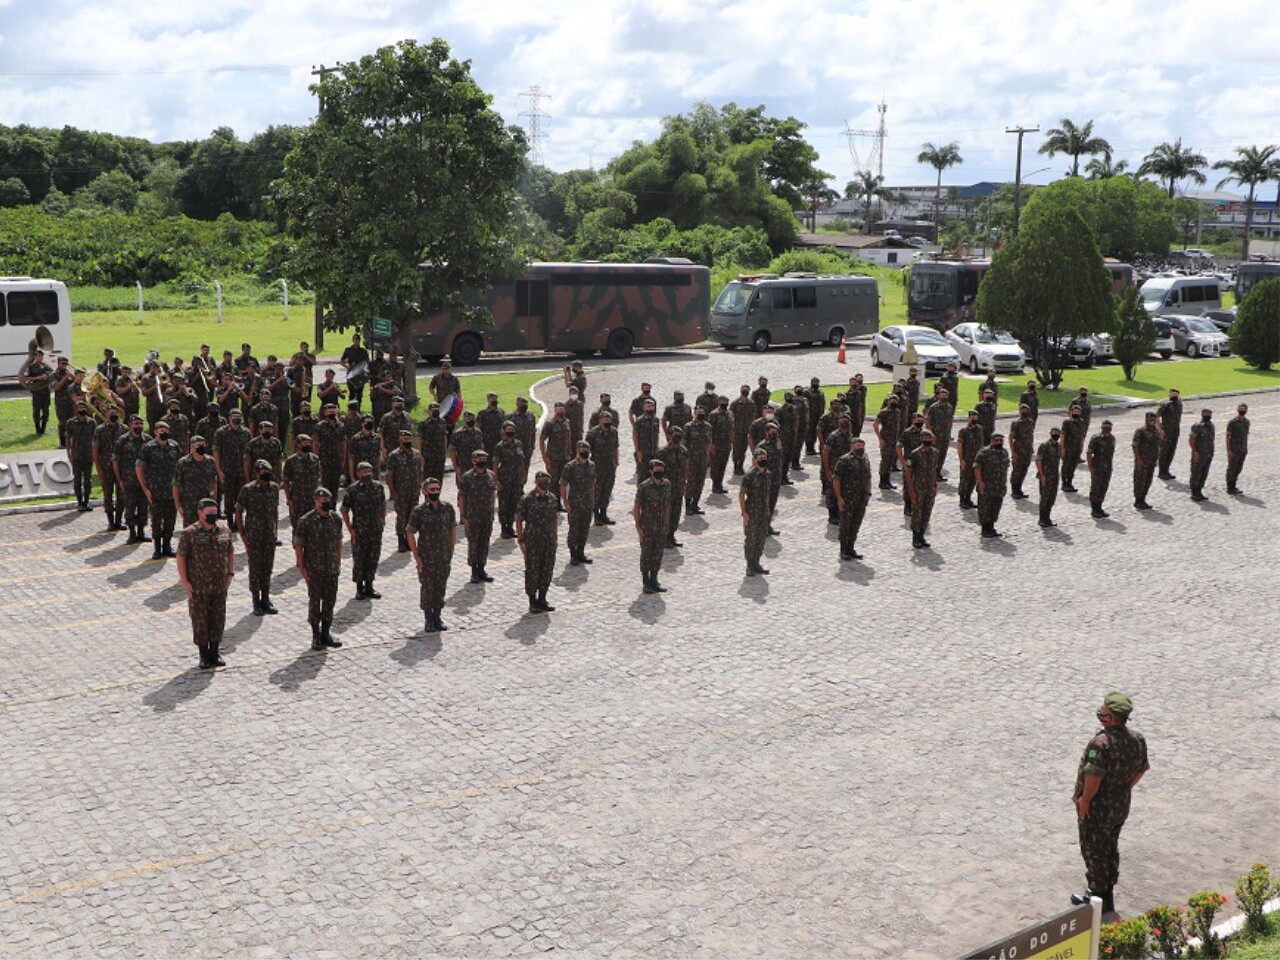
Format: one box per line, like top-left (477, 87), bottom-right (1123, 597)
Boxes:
top-left (1084, 152), bottom-right (1129, 179)
top-left (1038, 119), bottom-right (1113, 177)
top-left (1138, 139), bottom-right (1208, 198)
top-left (917, 141), bottom-right (963, 232)
top-left (1213, 144), bottom-right (1280, 262)
top-left (845, 169), bottom-right (893, 233)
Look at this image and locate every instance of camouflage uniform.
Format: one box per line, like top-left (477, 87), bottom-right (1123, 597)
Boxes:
top-left (656, 440), bottom-right (688, 540)
top-left (683, 417), bottom-right (712, 509)
top-left (236, 476), bottom-right (280, 606)
top-left (739, 465), bottom-right (773, 569)
top-left (903, 374), bottom-right (922, 414)
top-left (937, 372), bottom-right (959, 411)
top-left (378, 409), bottom-right (413, 459)
top-left (315, 416), bottom-right (347, 493)
top-left (823, 427), bottom-right (854, 516)
top-left (213, 421), bottom-right (251, 519)
top-left (631, 412), bottom-right (661, 477)
top-left (775, 399), bottom-right (798, 479)
top-left (694, 389), bottom-right (721, 415)
top-left (246, 434), bottom-right (283, 482)
top-left (790, 392), bottom-right (808, 468)
top-left (164, 409), bottom-right (192, 454)
top-left (1156, 395), bottom-right (1182, 476)
top-left (24, 359), bottom-right (52, 435)
top-left (1087, 432), bottom-right (1116, 510)
top-left (342, 408), bottom-right (364, 440)
top-left (589, 403), bottom-right (621, 430)
top-left (974, 443), bottom-right (1010, 534)
top-left (407, 497), bottom-right (457, 620)
top-left (492, 437), bottom-right (528, 534)
top-left (874, 406), bottom-right (901, 484)
top-left (1036, 437), bottom-right (1062, 522)
top-left (1073, 722), bottom-right (1149, 898)
top-left (451, 423), bottom-right (485, 485)
top-left (417, 415), bottom-right (450, 485)
top-left (634, 475), bottom-right (671, 582)
top-left (756, 436), bottom-right (784, 514)
top-left (1009, 414), bottom-right (1036, 496)
top-left (804, 385), bottom-right (826, 453)
top-left (248, 399), bottom-right (280, 441)
top-left (832, 449), bottom-right (871, 554)
top-left (177, 519), bottom-right (233, 662)
top-left (173, 452), bottom-right (219, 527)
top-left (291, 414), bottom-right (319, 452)
top-left (729, 394), bottom-right (756, 471)
top-left (539, 415), bottom-right (574, 487)
top-left (975, 395), bottom-right (997, 444)
top-left (516, 488), bottom-right (560, 600)
top-left (956, 421), bottom-right (984, 504)
top-left (458, 467), bottom-right (497, 572)
top-left (348, 430), bottom-right (382, 479)
top-left (559, 454), bottom-right (596, 560)
top-left (898, 422), bottom-right (924, 515)
top-left (1225, 412), bottom-right (1250, 491)
top-left (585, 422), bottom-right (620, 521)
top-left (750, 384), bottom-right (771, 416)
top-left (477, 402), bottom-right (507, 453)
top-left (924, 399), bottom-right (954, 478)
top-left (386, 444), bottom-right (423, 548)
top-left (341, 475), bottom-right (386, 592)
top-left (94, 417), bottom-right (125, 524)
top-left (428, 369), bottom-right (461, 405)
top-left (1019, 385), bottom-right (1040, 424)
top-left (293, 507), bottom-right (344, 631)
top-left (194, 410), bottom-right (223, 452)
top-left (1188, 417), bottom-right (1215, 497)
top-left (65, 413), bottom-right (97, 509)
top-left (114, 427), bottom-right (150, 538)
top-left (843, 383), bottom-right (868, 434)
top-left (282, 451), bottom-right (322, 527)
top-left (1132, 422), bottom-right (1161, 504)
top-left (137, 435), bottom-right (181, 550)
top-left (707, 406), bottom-right (733, 492)
top-left (563, 396), bottom-right (584, 447)
top-left (664, 400), bottom-right (694, 442)
top-left (510, 407), bottom-right (538, 467)
top-left (906, 445), bottom-right (940, 540)
top-left (1074, 393), bottom-right (1093, 433)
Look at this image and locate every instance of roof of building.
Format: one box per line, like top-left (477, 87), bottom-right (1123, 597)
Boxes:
top-left (795, 233), bottom-right (916, 249)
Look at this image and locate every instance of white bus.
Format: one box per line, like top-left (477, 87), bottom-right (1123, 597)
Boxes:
top-left (1, 278), bottom-right (72, 378)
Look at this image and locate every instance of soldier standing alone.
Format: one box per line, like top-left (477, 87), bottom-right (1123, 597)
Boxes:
top-left (1225, 403), bottom-right (1250, 494)
top-left (634, 459), bottom-right (672, 593)
top-left (293, 488), bottom-right (344, 650)
top-left (176, 498), bottom-right (235, 669)
top-left (235, 459), bottom-right (280, 615)
top-left (406, 477), bottom-right (457, 633)
top-left (1156, 388), bottom-right (1183, 479)
top-left (1132, 412), bottom-right (1162, 510)
top-left (341, 461), bottom-right (387, 600)
top-left (1187, 408), bottom-right (1215, 501)
top-left (739, 448), bottom-right (773, 575)
top-left (517, 471), bottom-right (561, 613)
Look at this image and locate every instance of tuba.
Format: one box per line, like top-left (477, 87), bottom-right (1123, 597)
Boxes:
top-left (82, 371), bottom-right (121, 421)
top-left (19, 327), bottom-right (55, 391)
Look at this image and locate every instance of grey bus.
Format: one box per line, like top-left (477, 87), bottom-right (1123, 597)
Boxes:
top-left (709, 273), bottom-right (880, 352)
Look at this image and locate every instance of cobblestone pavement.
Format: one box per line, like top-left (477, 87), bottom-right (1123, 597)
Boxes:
top-left (2, 348), bottom-right (1277, 958)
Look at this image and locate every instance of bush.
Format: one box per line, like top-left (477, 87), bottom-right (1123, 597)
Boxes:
top-left (1146, 903), bottom-right (1189, 957)
top-left (1113, 287), bottom-right (1158, 380)
top-left (1099, 916), bottom-right (1149, 959)
top-left (1231, 277), bottom-right (1280, 370)
top-left (1235, 863), bottom-right (1277, 938)
top-left (68, 275), bottom-right (314, 312)
top-left (767, 249), bottom-right (854, 276)
top-left (1186, 889), bottom-right (1228, 958)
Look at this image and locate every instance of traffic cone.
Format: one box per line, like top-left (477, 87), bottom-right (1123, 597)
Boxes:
top-left (836, 339), bottom-right (847, 364)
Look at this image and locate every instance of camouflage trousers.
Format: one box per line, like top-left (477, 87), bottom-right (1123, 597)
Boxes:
top-left (305, 572), bottom-right (338, 625)
top-left (1226, 451), bottom-right (1246, 488)
top-left (1062, 445), bottom-right (1084, 487)
top-left (98, 465), bottom-right (118, 519)
top-left (122, 482), bottom-right (148, 529)
top-left (351, 528), bottom-right (383, 583)
top-left (523, 538), bottom-right (557, 594)
top-left (245, 540), bottom-right (276, 594)
top-left (1039, 478), bottom-right (1058, 518)
top-left (596, 468), bottom-right (616, 512)
top-left (879, 442), bottom-right (897, 480)
top-left (686, 459), bottom-right (708, 504)
top-left (639, 533), bottom-right (664, 574)
top-left (424, 455), bottom-right (447, 487)
top-left (1133, 462), bottom-right (1156, 501)
top-left (320, 459), bottom-right (343, 497)
top-left (1010, 452), bottom-right (1032, 494)
top-left (957, 461), bottom-right (976, 502)
top-left (911, 488), bottom-right (936, 534)
top-left (934, 438), bottom-right (950, 476)
top-left (71, 456), bottom-right (93, 505)
top-left (1089, 466), bottom-right (1112, 507)
top-left (545, 456), bottom-right (568, 488)
top-left (1158, 432), bottom-right (1179, 475)
top-left (150, 500), bottom-right (177, 542)
top-left (1189, 453), bottom-right (1213, 494)
top-left (1078, 817), bottom-right (1125, 892)
top-left (417, 559), bottom-right (451, 610)
top-left (393, 495), bottom-right (418, 539)
top-left (566, 504), bottom-right (592, 553)
top-left (710, 448), bottom-right (729, 489)
top-left (743, 512), bottom-right (770, 563)
top-left (978, 492), bottom-right (1003, 528)
top-left (188, 589), bottom-right (228, 649)
top-left (731, 434), bottom-right (749, 471)
top-left (839, 496), bottom-right (868, 545)
top-left (498, 487), bottom-right (522, 527)
top-left (222, 476), bottom-right (244, 526)
top-left (466, 518), bottom-right (493, 567)
top-left (667, 482), bottom-right (686, 534)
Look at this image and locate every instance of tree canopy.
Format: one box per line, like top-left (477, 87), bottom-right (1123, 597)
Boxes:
top-left (1138, 139), bottom-right (1208, 197)
top-left (1213, 144), bottom-right (1280, 262)
top-left (1039, 119), bottom-right (1112, 178)
top-left (1019, 176), bottom-right (1178, 261)
top-left (1230, 276), bottom-right (1279, 370)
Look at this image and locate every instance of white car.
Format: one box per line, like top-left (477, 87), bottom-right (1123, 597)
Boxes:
top-left (943, 322), bottom-right (1026, 374)
top-left (869, 325), bottom-right (961, 375)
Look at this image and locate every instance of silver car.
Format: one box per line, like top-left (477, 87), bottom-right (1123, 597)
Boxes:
top-left (943, 322), bottom-right (1026, 374)
top-left (1164, 314), bottom-right (1231, 358)
top-left (870, 325), bottom-right (961, 374)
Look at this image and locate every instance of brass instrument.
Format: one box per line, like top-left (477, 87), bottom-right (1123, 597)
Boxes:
top-left (82, 371), bottom-right (123, 421)
top-left (19, 327), bottom-right (56, 391)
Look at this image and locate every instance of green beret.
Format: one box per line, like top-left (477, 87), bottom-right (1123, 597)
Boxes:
top-left (1104, 692), bottom-right (1133, 716)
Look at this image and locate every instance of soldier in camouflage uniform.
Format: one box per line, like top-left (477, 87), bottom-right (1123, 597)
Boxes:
top-left (342, 400), bottom-right (364, 441)
top-left (559, 441), bottom-right (597, 564)
top-left (164, 398), bottom-right (192, 455)
top-left (923, 389), bottom-right (954, 481)
top-left (903, 368), bottom-right (922, 414)
top-left (539, 403), bottom-right (574, 492)
top-left (739, 448), bottom-right (774, 576)
top-left (843, 374), bottom-right (868, 435)
top-left (905, 431), bottom-right (940, 549)
top-left (684, 406), bottom-right (713, 513)
top-left (247, 389), bottom-right (279, 444)
top-left (694, 381), bottom-right (720, 416)
top-left (661, 390), bottom-right (693, 443)
top-left (282, 435), bottom-right (322, 528)
top-left (1225, 403), bottom-right (1249, 494)
top-left (747, 405), bottom-right (775, 452)
top-left (246, 420), bottom-right (283, 484)
top-left (657, 427), bottom-right (689, 548)
top-left (822, 415), bottom-right (855, 525)
top-left (1087, 420), bottom-right (1116, 518)
top-left (804, 377), bottom-right (826, 454)
top-left (1070, 692), bottom-right (1149, 916)
top-left (756, 425), bottom-right (784, 517)
top-left (136, 420), bottom-right (182, 558)
top-left (897, 413), bottom-right (927, 517)
top-left (315, 404), bottom-right (347, 495)
top-left (937, 364), bottom-right (959, 413)
top-left (341, 461), bottom-right (387, 599)
top-left (1156, 388), bottom-right (1182, 479)
top-left (564, 359), bottom-right (587, 397)
top-left (173, 436), bottom-right (219, 527)
top-left (417, 403), bottom-right (450, 485)
top-left (955, 409), bottom-right (984, 508)
top-left (774, 392), bottom-right (797, 482)
top-left (193, 405), bottom-right (223, 459)
top-left (750, 376), bottom-right (771, 416)
top-left (1187, 408), bottom-right (1215, 501)
top-left (406, 477), bottom-right (457, 633)
top-left (873, 395), bottom-right (902, 490)
top-left (451, 411), bottom-right (485, 489)
top-left (177, 498), bottom-right (235, 669)
top-left (631, 399), bottom-right (662, 480)
top-left (589, 393), bottom-right (620, 431)
top-left (1019, 380), bottom-right (1040, 424)
top-left (293, 488), bottom-right (344, 650)
top-left (832, 437), bottom-right (872, 560)
top-left (974, 434), bottom-right (1010, 538)
top-left (1132, 412), bottom-right (1162, 510)
top-left (975, 389), bottom-right (997, 444)
top-left (428, 359), bottom-right (461, 407)
top-left (510, 397), bottom-right (538, 469)
top-left (476, 392), bottom-right (507, 453)
top-left (115, 415), bottom-right (151, 543)
top-left (628, 382), bottom-right (655, 428)
top-left (586, 413), bottom-right (620, 526)
top-left (291, 401), bottom-right (318, 454)
top-left (492, 421), bottom-right (528, 539)
top-left (707, 396), bottom-right (733, 494)
top-left (379, 395), bottom-right (413, 463)
top-left (1074, 387), bottom-right (1093, 432)
top-left (348, 416), bottom-right (382, 481)
top-left (94, 405), bottom-right (126, 530)
top-left (458, 449), bottom-right (497, 583)
top-left (884, 382), bottom-right (909, 437)
top-left (1036, 427), bottom-right (1063, 527)
top-left (1009, 403), bottom-right (1036, 499)
top-left (213, 410), bottom-right (251, 529)
top-left (634, 459), bottom-right (672, 593)
top-left (65, 402), bottom-right (97, 512)
top-left (729, 385), bottom-right (755, 474)
top-left (235, 459), bottom-right (280, 615)
top-left (789, 385), bottom-right (808, 470)
top-left (386, 429), bottom-right (423, 552)
top-left (1060, 404), bottom-right (1087, 493)
top-left (564, 387), bottom-right (585, 448)
top-left (816, 398), bottom-right (847, 494)
top-left (517, 471), bottom-right (561, 612)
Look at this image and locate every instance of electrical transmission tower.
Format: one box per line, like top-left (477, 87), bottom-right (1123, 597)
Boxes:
top-left (518, 86), bottom-right (551, 167)
top-left (843, 100), bottom-right (888, 220)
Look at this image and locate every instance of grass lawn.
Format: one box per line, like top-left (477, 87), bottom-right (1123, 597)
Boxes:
top-left (1224, 917), bottom-right (1280, 960)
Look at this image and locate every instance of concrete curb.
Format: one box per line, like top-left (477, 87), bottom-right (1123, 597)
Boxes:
top-left (993, 385), bottom-right (1279, 420)
top-left (527, 372), bottom-right (562, 434)
top-left (1188, 895), bottom-right (1280, 950)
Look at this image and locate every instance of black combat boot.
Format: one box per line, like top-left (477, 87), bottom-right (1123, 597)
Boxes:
top-left (643, 573), bottom-right (657, 594)
top-left (751, 560), bottom-right (769, 575)
top-left (261, 592), bottom-right (278, 615)
top-left (397, 534), bottom-right (409, 553)
top-left (251, 590), bottom-right (264, 615)
top-left (1038, 513), bottom-right (1055, 528)
top-left (478, 567), bottom-right (494, 583)
top-left (1091, 503), bottom-right (1107, 518)
top-left (425, 612), bottom-right (436, 633)
top-left (569, 550), bottom-right (581, 567)
top-left (665, 534), bottom-right (681, 548)
top-left (501, 523), bottom-right (515, 539)
top-left (1101, 888), bottom-right (1115, 914)
top-left (651, 574), bottom-right (667, 592)
top-left (310, 623), bottom-right (325, 651)
top-left (152, 543), bottom-right (164, 560)
top-left (537, 588), bottom-right (555, 612)
top-left (210, 643), bottom-right (226, 667)
top-left (365, 580), bottom-right (381, 599)
top-left (434, 608), bottom-right (448, 632)
top-left (470, 566), bottom-right (485, 584)
top-left (354, 582), bottom-right (368, 600)
top-left (903, 500), bottom-right (912, 516)
top-left (828, 508), bottom-right (840, 525)
top-left (959, 497), bottom-right (975, 509)
top-left (848, 543), bottom-right (863, 560)
top-left (879, 477), bottom-right (895, 490)
top-left (163, 538), bottom-right (177, 558)
top-left (839, 540), bottom-right (853, 561)
top-left (197, 645), bottom-right (213, 669)
top-left (321, 620), bottom-right (342, 648)
top-left (599, 510), bottom-right (616, 525)
top-left (712, 483), bottom-right (727, 494)
top-left (528, 592), bottom-right (541, 614)
top-left (579, 549), bottom-right (593, 564)
top-left (136, 527), bottom-right (151, 543)
top-left (912, 532), bottom-right (925, 549)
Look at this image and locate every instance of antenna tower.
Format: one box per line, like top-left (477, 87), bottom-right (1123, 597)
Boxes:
top-left (518, 85), bottom-right (551, 167)
top-left (843, 100), bottom-right (887, 180)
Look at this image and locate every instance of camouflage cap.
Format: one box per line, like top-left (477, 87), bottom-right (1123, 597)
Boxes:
top-left (1103, 692), bottom-right (1133, 716)
top-left (314, 487), bottom-right (333, 499)
top-left (191, 435), bottom-right (206, 444)
top-left (356, 461), bottom-right (373, 472)
top-left (487, 392), bottom-right (498, 400)
top-left (649, 459), bottom-right (664, 468)
top-left (503, 420), bottom-right (516, 428)
top-left (670, 426), bottom-right (683, 436)
top-left (155, 419), bottom-right (171, 430)
top-left (128, 413), bottom-right (143, 423)
top-left (421, 477), bottom-right (440, 488)
top-left (535, 470), bottom-right (551, 480)
top-left (463, 410), bottom-right (476, 419)
top-left (255, 459), bottom-right (272, 470)
top-left (577, 440), bottom-right (591, 450)
top-left (197, 497), bottom-right (217, 509)
top-left (441, 358), bottom-right (452, 366)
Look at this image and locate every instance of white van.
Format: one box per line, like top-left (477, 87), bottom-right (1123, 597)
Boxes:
top-left (1139, 276), bottom-right (1222, 317)
top-left (1, 277), bottom-right (73, 378)
top-left (710, 272), bottom-right (880, 352)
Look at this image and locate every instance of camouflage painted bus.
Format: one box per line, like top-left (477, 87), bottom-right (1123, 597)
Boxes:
top-left (408, 260), bottom-right (711, 365)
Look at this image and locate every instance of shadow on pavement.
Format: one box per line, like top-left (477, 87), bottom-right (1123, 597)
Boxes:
top-left (391, 630), bottom-right (442, 666)
top-left (1232, 493), bottom-right (1264, 508)
top-left (269, 649), bottom-right (326, 691)
top-left (220, 611), bottom-right (264, 655)
top-left (1195, 499), bottom-right (1230, 515)
top-left (628, 595), bottom-right (665, 625)
top-left (909, 548), bottom-right (945, 571)
top-left (554, 564), bottom-right (587, 593)
top-left (84, 542), bottom-right (143, 567)
top-left (62, 532), bottom-right (118, 553)
top-left (837, 561), bottom-right (876, 584)
top-left (38, 511), bottom-right (80, 529)
top-left (270, 567), bottom-right (302, 592)
top-left (142, 668), bottom-right (214, 713)
top-left (108, 560), bottom-right (168, 587)
top-left (1095, 517), bottom-right (1127, 534)
top-left (143, 581), bottom-right (188, 612)
top-left (738, 574), bottom-right (770, 602)
top-left (504, 614), bottom-right (550, 647)
top-left (1137, 508), bottom-right (1174, 525)
top-left (979, 537), bottom-right (1017, 557)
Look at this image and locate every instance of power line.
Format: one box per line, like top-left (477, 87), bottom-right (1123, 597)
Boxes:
top-left (518, 86), bottom-right (551, 168)
top-left (0, 64), bottom-right (300, 78)
top-left (1006, 125), bottom-right (1039, 237)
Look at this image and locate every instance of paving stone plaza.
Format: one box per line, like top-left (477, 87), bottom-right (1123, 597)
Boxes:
top-left (2, 349), bottom-right (1277, 958)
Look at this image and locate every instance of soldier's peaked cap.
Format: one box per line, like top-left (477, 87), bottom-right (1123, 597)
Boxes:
top-left (1103, 692), bottom-right (1133, 716)
top-left (198, 498), bottom-right (217, 509)
top-left (255, 459), bottom-right (271, 470)
top-left (471, 450), bottom-right (488, 459)
top-left (357, 461), bottom-right (373, 471)
top-left (314, 487), bottom-right (332, 498)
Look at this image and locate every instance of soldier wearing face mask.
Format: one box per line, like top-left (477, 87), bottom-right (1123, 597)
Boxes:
top-left (585, 412), bottom-right (620, 526)
top-left (1087, 420), bottom-right (1116, 519)
top-left (406, 477), bottom-right (457, 634)
top-left (747, 403), bottom-right (775, 452)
top-left (386, 429), bottom-right (423, 553)
top-left (631, 399), bottom-right (661, 481)
top-left (236, 458), bottom-right (281, 616)
top-left (634, 459), bottom-right (671, 594)
top-left (684, 405), bottom-right (712, 514)
top-left (94, 404), bottom-right (126, 530)
top-left (115, 415), bottom-right (151, 543)
top-left (315, 403), bottom-right (346, 494)
top-left (282, 434), bottom-right (322, 528)
top-left (832, 437), bottom-right (872, 560)
top-left (510, 396), bottom-right (537, 464)
top-left (173, 435), bottom-right (219, 527)
top-left (477, 392), bottom-right (507, 453)
top-left (904, 430), bottom-right (940, 549)
top-left (1061, 404), bottom-right (1087, 493)
top-left (564, 387), bottom-right (584, 448)
top-left (65, 401), bottom-right (97, 512)
top-left (177, 498), bottom-right (235, 669)
top-left (341, 461), bottom-right (387, 600)
top-left (493, 420), bottom-right (528, 540)
top-left (291, 401), bottom-right (319, 455)
top-left (873, 396), bottom-right (902, 491)
top-left (729, 385), bottom-right (756, 475)
top-left (707, 397), bottom-right (733, 496)
top-left (955, 408), bottom-right (983, 507)
top-left (213, 411), bottom-right (251, 530)
top-left (348, 417), bottom-right (382, 481)
top-left (1036, 427), bottom-right (1063, 528)
top-left (974, 433), bottom-right (1010, 539)
top-left (458, 449), bottom-right (497, 583)
top-left (739, 448), bottom-right (773, 576)
top-left (293, 487), bottom-right (344, 650)
top-left (1187, 408), bottom-right (1215, 502)
top-left (559, 441), bottom-right (597, 565)
top-left (136, 419), bottom-right (182, 558)
top-left (247, 420), bottom-right (283, 484)
top-left (517, 470), bottom-right (561, 612)
top-left (540, 402), bottom-right (574, 495)
top-left (417, 402), bottom-right (449, 485)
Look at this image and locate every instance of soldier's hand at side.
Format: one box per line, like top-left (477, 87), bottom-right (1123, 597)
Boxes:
top-left (182, 582), bottom-right (193, 600)
top-left (1076, 797), bottom-right (1090, 820)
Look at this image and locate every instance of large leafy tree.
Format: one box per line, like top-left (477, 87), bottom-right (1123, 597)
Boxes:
top-left (916, 141), bottom-right (962, 231)
top-left (1213, 144), bottom-right (1280, 262)
top-left (1229, 277), bottom-right (1279, 370)
top-left (1020, 176), bottom-right (1178, 261)
top-left (845, 169), bottom-right (892, 233)
top-left (276, 38), bottom-right (527, 358)
top-left (1039, 119), bottom-right (1113, 177)
top-left (1138, 139), bottom-right (1208, 198)
top-left (1112, 286), bottom-right (1157, 380)
top-left (976, 205), bottom-right (1114, 387)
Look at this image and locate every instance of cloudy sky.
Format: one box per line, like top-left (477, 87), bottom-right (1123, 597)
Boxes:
top-left (2, 0), bottom-right (1277, 190)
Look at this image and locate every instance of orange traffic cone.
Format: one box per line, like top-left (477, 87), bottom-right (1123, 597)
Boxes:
top-left (836, 339), bottom-right (847, 364)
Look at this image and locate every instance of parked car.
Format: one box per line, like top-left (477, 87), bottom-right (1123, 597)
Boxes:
top-left (1017, 335), bottom-right (1095, 368)
top-left (1201, 307), bottom-right (1237, 333)
top-left (869, 325), bottom-right (960, 374)
top-left (943, 322), bottom-right (1026, 374)
top-left (906, 236), bottom-right (928, 248)
top-left (1164, 314), bottom-right (1231, 358)
top-left (1151, 318), bottom-right (1175, 360)
top-left (1081, 331), bottom-right (1114, 362)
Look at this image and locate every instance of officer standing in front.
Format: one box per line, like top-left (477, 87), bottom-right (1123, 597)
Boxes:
top-left (341, 461), bottom-right (387, 600)
top-left (1187, 408), bottom-right (1215, 501)
top-left (406, 477), bottom-right (457, 634)
top-left (1070, 692), bottom-right (1149, 917)
top-left (516, 470), bottom-right (561, 613)
top-left (973, 433), bottom-right (1010, 539)
top-left (235, 459), bottom-right (280, 615)
top-left (293, 487), bottom-right (344, 650)
top-left (904, 430), bottom-right (940, 549)
top-left (176, 498), bottom-right (235, 670)
top-left (832, 437), bottom-right (872, 561)
top-left (634, 459), bottom-right (672, 594)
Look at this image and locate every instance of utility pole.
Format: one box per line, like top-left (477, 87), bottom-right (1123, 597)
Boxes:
top-left (1006, 125), bottom-right (1039, 238)
top-left (518, 86), bottom-right (551, 168)
top-left (310, 64), bottom-right (339, 353)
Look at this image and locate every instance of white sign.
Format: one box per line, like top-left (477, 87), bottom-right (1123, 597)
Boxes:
top-left (0, 450), bottom-right (76, 502)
